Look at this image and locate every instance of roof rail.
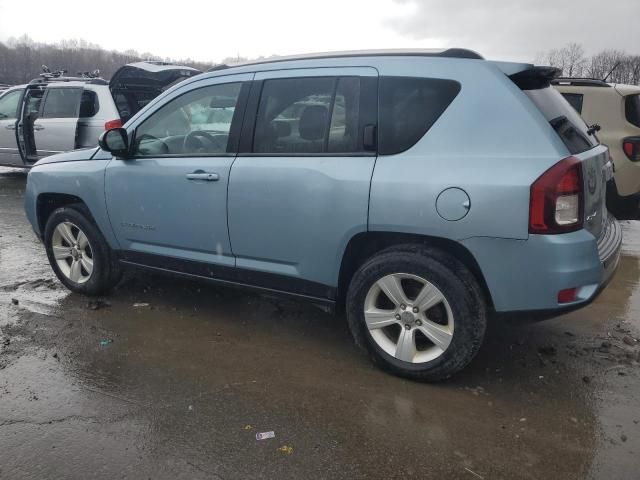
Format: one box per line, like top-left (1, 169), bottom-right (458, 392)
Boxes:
top-left (28, 76), bottom-right (107, 86)
top-left (551, 77), bottom-right (611, 88)
top-left (207, 63), bottom-right (230, 72)
top-left (207, 48), bottom-right (484, 72)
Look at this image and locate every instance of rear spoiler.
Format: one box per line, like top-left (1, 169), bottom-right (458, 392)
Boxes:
top-left (509, 66), bottom-right (562, 90)
top-left (489, 61), bottom-right (561, 90)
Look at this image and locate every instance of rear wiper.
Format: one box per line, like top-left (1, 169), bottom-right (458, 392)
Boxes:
top-left (587, 124), bottom-right (601, 136)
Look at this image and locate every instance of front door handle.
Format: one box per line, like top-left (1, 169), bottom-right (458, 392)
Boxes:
top-left (186, 171), bottom-right (219, 182)
top-left (5, 124), bottom-right (16, 130)
top-left (33, 124), bottom-right (44, 131)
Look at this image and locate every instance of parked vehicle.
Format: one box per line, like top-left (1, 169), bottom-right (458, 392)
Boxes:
top-left (0, 62), bottom-right (200, 167)
top-left (24, 49), bottom-right (621, 380)
top-left (552, 78), bottom-right (640, 217)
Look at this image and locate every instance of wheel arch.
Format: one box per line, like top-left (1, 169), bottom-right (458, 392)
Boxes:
top-left (36, 193), bottom-right (92, 237)
top-left (337, 231), bottom-right (494, 311)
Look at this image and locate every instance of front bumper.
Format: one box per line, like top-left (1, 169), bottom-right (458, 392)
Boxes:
top-left (462, 217), bottom-right (622, 315)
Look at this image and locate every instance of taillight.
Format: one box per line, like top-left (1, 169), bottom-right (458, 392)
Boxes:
top-left (622, 137), bottom-right (640, 162)
top-left (529, 156), bottom-right (583, 234)
top-left (104, 119), bottom-right (123, 130)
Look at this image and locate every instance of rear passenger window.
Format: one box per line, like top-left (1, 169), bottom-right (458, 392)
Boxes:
top-left (79, 90), bottom-right (99, 117)
top-left (625, 94), bottom-right (640, 128)
top-left (379, 77), bottom-right (461, 155)
top-left (41, 88), bottom-right (82, 118)
top-left (561, 93), bottom-right (584, 114)
top-left (253, 77), bottom-right (362, 154)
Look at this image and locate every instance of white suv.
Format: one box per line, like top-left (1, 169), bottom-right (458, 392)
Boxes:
top-left (553, 78), bottom-right (640, 216)
top-left (0, 62), bottom-right (200, 168)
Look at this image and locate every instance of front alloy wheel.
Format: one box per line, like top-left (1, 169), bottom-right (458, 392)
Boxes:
top-left (51, 221), bottom-right (94, 283)
top-left (44, 205), bottom-right (121, 295)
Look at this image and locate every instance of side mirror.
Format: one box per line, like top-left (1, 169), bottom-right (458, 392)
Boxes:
top-left (99, 128), bottom-right (129, 157)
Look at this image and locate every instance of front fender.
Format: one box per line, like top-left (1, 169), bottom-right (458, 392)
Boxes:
top-left (25, 160), bottom-right (119, 249)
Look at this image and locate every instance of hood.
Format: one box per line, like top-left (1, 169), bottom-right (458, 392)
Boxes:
top-left (33, 147), bottom-right (99, 166)
top-left (109, 61), bottom-right (201, 92)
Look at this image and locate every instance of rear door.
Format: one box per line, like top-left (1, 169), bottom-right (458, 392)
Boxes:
top-left (0, 88), bottom-right (23, 166)
top-left (33, 86), bottom-right (82, 158)
top-left (227, 67), bottom-right (378, 297)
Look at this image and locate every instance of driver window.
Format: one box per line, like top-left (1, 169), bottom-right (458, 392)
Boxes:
top-left (133, 82), bottom-right (242, 156)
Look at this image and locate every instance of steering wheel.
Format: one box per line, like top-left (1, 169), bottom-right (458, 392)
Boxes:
top-left (136, 133), bottom-right (169, 155)
top-left (183, 130), bottom-right (226, 153)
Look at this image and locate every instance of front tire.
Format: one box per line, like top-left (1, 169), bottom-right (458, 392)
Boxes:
top-left (346, 245), bottom-right (487, 381)
top-left (44, 205), bottom-right (120, 296)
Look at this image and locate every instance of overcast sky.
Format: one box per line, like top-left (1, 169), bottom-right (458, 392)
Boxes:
top-left (0, 0), bottom-right (638, 63)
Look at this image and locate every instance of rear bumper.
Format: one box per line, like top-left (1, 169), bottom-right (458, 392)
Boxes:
top-left (462, 216), bottom-right (622, 316)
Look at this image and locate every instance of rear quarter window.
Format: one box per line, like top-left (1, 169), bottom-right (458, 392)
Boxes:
top-left (79, 90), bottom-right (99, 118)
top-left (379, 77), bottom-right (461, 155)
top-left (625, 94), bottom-right (640, 128)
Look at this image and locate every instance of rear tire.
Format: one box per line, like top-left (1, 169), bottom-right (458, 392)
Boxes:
top-left (44, 205), bottom-right (121, 296)
top-left (346, 244), bottom-right (487, 381)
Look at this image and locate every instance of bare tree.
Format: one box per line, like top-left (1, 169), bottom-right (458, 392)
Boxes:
top-left (0, 38), bottom-right (216, 85)
top-left (562, 43), bottom-right (586, 77)
top-left (535, 44), bottom-right (640, 85)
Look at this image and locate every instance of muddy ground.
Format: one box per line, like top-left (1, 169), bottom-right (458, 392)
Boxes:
top-left (0, 167), bottom-right (639, 480)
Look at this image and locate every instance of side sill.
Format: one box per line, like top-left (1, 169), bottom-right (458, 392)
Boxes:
top-left (119, 259), bottom-right (336, 313)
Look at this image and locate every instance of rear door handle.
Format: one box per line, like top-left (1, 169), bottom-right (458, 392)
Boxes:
top-left (33, 124), bottom-right (44, 131)
top-left (186, 171), bottom-right (219, 182)
top-left (5, 124), bottom-right (16, 130)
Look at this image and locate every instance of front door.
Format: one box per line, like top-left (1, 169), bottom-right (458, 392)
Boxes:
top-left (0, 89), bottom-right (23, 166)
top-left (227, 68), bottom-right (378, 298)
top-left (105, 74), bottom-right (253, 274)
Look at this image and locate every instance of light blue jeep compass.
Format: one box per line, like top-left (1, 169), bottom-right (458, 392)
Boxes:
top-left (24, 49), bottom-right (621, 380)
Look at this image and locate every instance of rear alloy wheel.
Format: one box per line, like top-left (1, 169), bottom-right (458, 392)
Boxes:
top-left (346, 245), bottom-right (487, 381)
top-left (364, 273), bottom-right (454, 364)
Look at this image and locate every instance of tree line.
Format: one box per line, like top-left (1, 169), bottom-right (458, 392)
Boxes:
top-left (2, 36), bottom-right (639, 87)
top-left (0, 35), bottom-right (218, 85)
top-left (535, 43), bottom-right (640, 85)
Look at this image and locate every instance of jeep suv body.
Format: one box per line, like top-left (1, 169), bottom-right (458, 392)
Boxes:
top-left (0, 62), bottom-right (200, 167)
top-left (553, 78), bottom-right (640, 216)
top-left (24, 50), bottom-right (621, 380)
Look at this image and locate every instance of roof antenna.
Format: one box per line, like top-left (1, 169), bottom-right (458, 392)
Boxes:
top-left (603, 61), bottom-right (621, 82)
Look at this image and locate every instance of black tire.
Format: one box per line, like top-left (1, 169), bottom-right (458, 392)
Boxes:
top-left (44, 204), bottom-right (121, 296)
top-left (606, 181), bottom-right (640, 220)
top-left (346, 244), bottom-right (487, 381)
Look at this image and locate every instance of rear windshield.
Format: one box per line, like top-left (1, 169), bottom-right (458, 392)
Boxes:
top-left (525, 86), bottom-right (597, 155)
top-left (625, 94), bottom-right (640, 128)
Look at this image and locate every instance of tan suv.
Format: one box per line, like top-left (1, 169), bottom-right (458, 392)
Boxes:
top-left (553, 78), bottom-right (640, 217)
